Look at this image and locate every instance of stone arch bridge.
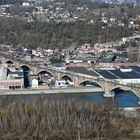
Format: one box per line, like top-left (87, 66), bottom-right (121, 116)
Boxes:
top-left (51, 69), bottom-right (140, 98)
top-left (1, 56), bottom-right (140, 98)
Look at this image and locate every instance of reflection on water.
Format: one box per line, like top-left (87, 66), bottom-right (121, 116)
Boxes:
top-left (115, 90), bottom-right (139, 108)
top-left (0, 90), bottom-right (139, 108)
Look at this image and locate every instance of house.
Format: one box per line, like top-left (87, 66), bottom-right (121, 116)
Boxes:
top-left (0, 79), bottom-right (23, 89)
top-left (32, 79), bottom-right (38, 88)
top-left (22, 2), bottom-right (30, 7)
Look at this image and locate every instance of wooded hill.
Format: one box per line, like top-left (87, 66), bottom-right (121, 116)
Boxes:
top-left (0, 18), bottom-right (131, 49)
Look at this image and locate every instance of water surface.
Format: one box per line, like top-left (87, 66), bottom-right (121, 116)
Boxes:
top-left (0, 90), bottom-right (139, 108)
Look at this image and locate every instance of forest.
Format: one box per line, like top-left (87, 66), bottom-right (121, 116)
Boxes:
top-left (0, 18), bottom-right (131, 49)
top-left (0, 97), bottom-right (140, 140)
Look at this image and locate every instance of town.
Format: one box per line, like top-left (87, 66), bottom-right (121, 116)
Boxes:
top-left (0, 34), bottom-right (140, 95)
top-left (0, 0), bottom-right (140, 24)
top-left (0, 0), bottom-right (139, 93)
top-left (0, 0), bottom-right (140, 140)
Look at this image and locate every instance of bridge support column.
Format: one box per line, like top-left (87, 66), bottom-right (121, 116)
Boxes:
top-left (73, 76), bottom-right (79, 87)
top-left (15, 63), bottom-right (19, 69)
top-left (32, 67), bottom-right (37, 75)
top-left (102, 82), bottom-right (115, 98)
top-left (104, 90), bottom-right (115, 98)
top-left (57, 73), bottom-right (61, 80)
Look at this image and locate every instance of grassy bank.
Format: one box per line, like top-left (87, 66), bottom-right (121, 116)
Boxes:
top-left (0, 97), bottom-right (140, 140)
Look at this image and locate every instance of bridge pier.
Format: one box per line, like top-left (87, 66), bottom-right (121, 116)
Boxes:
top-left (57, 73), bottom-right (62, 80)
top-left (32, 67), bottom-right (37, 75)
top-left (101, 82), bottom-right (115, 98)
top-left (103, 90), bottom-right (115, 98)
top-left (73, 76), bottom-right (80, 86)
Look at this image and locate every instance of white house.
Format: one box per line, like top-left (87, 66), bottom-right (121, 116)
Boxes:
top-left (22, 2), bottom-right (30, 7)
top-left (32, 79), bottom-right (38, 88)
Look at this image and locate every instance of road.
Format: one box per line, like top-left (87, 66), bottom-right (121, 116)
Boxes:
top-left (0, 87), bottom-right (104, 96)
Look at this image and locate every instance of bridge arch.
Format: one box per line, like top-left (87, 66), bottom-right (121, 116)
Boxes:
top-left (20, 65), bottom-right (31, 88)
top-left (5, 60), bottom-right (14, 64)
top-left (61, 75), bottom-right (73, 82)
top-left (110, 87), bottom-right (139, 97)
top-left (109, 86), bottom-right (140, 98)
top-left (5, 60), bottom-right (14, 67)
top-left (20, 64), bottom-right (33, 74)
top-left (79, 80), bottom-right (103, 89)
top-left (20, 65), bottom-right (31, 70)
top-left (37, 70), bottom-right (54, 78)
top-left (110, 87), bottom-right (124, 92)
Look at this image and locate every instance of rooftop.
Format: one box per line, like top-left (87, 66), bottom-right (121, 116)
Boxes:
top-left (67, 65), bottom-right (140, 80)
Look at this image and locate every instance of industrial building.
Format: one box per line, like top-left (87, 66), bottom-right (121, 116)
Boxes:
top-left (0, 64), bottom-right (23, 89)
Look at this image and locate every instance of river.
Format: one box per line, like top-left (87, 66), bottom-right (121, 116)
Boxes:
top-left (1, 90), bottom-right (139, 108)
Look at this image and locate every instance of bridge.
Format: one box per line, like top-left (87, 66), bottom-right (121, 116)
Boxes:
top-left (0, 53), bottom-right (140, 98)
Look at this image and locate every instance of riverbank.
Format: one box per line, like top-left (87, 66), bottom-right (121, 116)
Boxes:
top-left (0, 87), bottom-right (104, 96)
top-left (0, 98), bottom-right (140, 140)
